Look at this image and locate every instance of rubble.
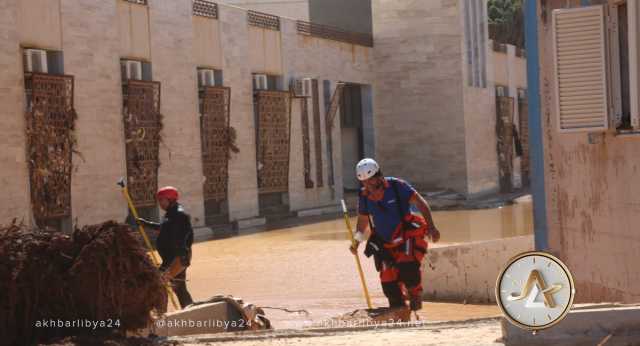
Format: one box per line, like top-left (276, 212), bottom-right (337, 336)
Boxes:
top-left (0, 221), bottom-right (167, 345)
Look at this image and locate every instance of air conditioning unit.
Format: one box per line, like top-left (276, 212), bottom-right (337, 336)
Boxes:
top-left (292, 78), bottom-right (312, 97)
top-left (496, 86), bottom-right (507, 97)
top-left (198, 69), bottom-right (216, 88)
top-left (517, 89), bottom-right (527, 100)
top-left (253, 74), bottom-right (268, 90)
top-left (23, 49), bottom-right (48, 73)
top-left (121, 60), bottom-right (142, 81)
top-left (301, 78), bottom-right (312, 97)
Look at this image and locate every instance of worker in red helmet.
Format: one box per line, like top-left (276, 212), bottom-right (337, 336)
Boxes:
top-left (138, 186), bottom-right (194, 308)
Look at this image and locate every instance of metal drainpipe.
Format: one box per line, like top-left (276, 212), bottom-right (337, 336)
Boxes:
top-left (524, 0), bottom-right (549, 251)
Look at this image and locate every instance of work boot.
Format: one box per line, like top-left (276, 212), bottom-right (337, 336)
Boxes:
top-left (410, 295), bottom-right (423, 311)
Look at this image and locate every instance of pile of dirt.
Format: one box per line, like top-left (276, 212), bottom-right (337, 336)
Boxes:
top-left (0, 221), bottom-right (167, 345)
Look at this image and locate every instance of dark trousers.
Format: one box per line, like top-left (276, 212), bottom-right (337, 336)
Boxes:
top-left (171, 269), bottom-right (194, 308)
top-left (381, 261), bottom-right (422, 308)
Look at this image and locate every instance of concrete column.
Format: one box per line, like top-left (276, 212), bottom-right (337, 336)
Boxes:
top-left (61, 0), bottom-right (128, 225)
top-left (219, 5), bottom-right (260, 221)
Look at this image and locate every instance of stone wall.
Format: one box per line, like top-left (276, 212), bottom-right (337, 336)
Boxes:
top-left (423, 236), bottom-right (534, 303)
top-left (372, 0), bottom-right (469, 193)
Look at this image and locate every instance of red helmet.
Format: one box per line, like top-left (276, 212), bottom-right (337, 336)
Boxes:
top-left (156, 186), bottom-right (179, 201)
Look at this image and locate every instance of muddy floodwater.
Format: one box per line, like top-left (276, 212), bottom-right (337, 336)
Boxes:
top-left (184, 196), bottom-right (532, 328)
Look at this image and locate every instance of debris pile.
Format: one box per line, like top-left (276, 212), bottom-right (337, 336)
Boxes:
top-left (0, 221), bottom-right (167, 345)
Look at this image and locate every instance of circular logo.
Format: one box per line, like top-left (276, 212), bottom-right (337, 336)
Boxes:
top-left (495, 251), bottom-right (575, 331)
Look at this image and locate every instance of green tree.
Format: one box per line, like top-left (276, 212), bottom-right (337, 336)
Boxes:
top-left (488, 0), bottom-right (524, 48)
top-left (488, 0), bottom-right (523, 24)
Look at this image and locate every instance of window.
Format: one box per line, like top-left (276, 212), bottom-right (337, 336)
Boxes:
top-left (496, 85), bottom-right (509, 97)
top-left (124, 0), bottom-right (148, 5)
top-left (252, 73), bottom-right (281, 91)
top-left (22, 48), bottom-right (64, 75)
top-left (608, 1), bottom-right (631, 129)
top-left (552, 5), bottom-right (608, 132)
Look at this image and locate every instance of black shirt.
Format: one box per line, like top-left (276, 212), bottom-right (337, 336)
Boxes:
top-left (145, 203), bottom-right (194, 271)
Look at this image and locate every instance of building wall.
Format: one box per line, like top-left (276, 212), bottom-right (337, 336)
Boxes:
top-left (18, 0), bottom-right (63, 50)
top-left (0, 0), bottom-right (372, 227)
top-left (463, 86), bottom-right (498, 195)
top-left (248, 26), bottom-right (283, 74)
top-left (219, 5), bottom-right (261, 221)
top-left (489, 43), bottom-right (528, 190)
top-left (309, 0), bottom-right (372, 35)
top-left (1, 0), bottom-right (32, 224)
top-left (538, 0), bottom-right (640, 303)
top-left (61, 0), bottom-right (130, 225)
top-left (192, 16), bottom-right (223, 69)
top-left (461, 0), bottom-right (498, 195)
top-left (491, 44), bottom-right (527, 91)
top-left (117, 1), bottom-right (152, 60)
top-left (149, 0), bottom-right (207, 225)
top-left (372, 0), bottom-right (468, 193)
top-left (281, 18), bottom-right (374, 210)
top-left (217, 0), bottom-right (309, 20)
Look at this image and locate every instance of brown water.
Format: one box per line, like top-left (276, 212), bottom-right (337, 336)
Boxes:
top-left (183, 196), bottom-right (532, 328)
top-left (303, 195), bottom-right (533, 243)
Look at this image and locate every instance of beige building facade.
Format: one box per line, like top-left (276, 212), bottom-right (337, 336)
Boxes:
top-left (1, 0), bottom-right (528, 234)
top-left (217, 0), bottom-right (309, 20)
top-left (0, 0), bottom-right (373, 232)
top-left (372, 0), bottom-right (527, 196)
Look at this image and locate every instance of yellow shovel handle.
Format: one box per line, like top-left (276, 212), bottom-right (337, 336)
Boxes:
top-left (341, 199), bottom-right (373, 309)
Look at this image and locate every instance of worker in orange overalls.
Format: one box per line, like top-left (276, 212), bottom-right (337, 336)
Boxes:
top-left (350, 158), bottom-right (440, 311)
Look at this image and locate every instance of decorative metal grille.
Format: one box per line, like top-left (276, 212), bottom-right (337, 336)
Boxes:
top-left (325, 83), bottom-right (345, 187)
top-left (201, 86), bottom-right (231, 201)
top-left (123, 80), bottom-right (162, 207)
top-left (248, 10), bottom-right (280, 31)
top-left (25, 73), bottom-right (76, 222)
top-left (256, 91), bottom-right (291, 194)
top-left (296, 21), bottom-right (373, 47)
top-left (311, 79), bottom-right (323, 187)
top-left (193, 0), bottom-right (218, 19)
top-left (496, 96), bottom-right (514, 193)
top-left (300, 98), bottom-right (313, 188)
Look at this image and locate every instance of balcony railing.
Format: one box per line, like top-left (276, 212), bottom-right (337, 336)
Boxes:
top-left (296, 21), bottom-right (373, 47)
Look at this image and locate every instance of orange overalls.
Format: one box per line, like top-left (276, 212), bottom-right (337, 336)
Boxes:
top-left (377, 213), bottom-right (429, 309)
top-left (360, 178), bottom-right (429, 310)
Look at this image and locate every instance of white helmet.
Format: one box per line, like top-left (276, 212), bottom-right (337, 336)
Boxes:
top-left (356, 158), bottom-right (380, 181)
